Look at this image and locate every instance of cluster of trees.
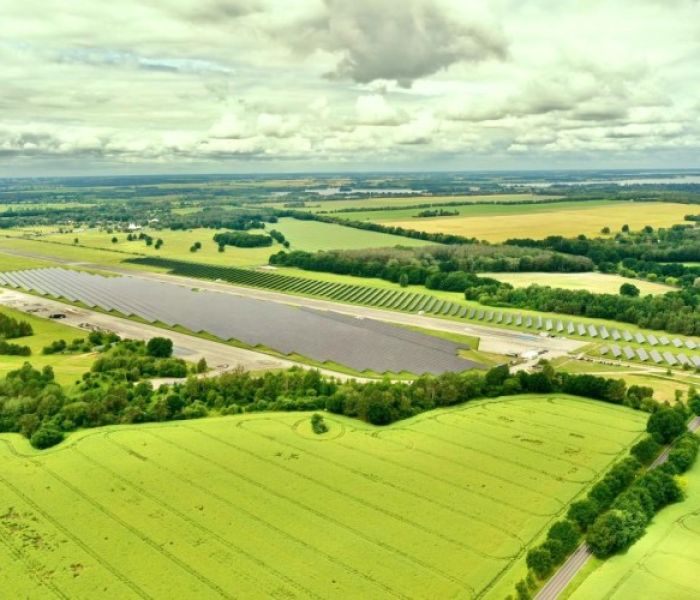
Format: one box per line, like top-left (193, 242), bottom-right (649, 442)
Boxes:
top-left (167, 209), bottom-right (278, 231)
top-left (124, 232), bottom-right (163, 249)
top-left (310, 413), bottom-right (328, 434)
top-left (213, 231), bottom-right (272, 248)
top-left (517, 402), bottom-right (699, 598)
top-left (474, 284), bottom-right (700, 336)
top-left (414, 208), bottom-right (459, 217)
top-left (0, 312), bottom-right (33, 338)
top-left (0, 340), bottom-right (31, 356)
top-left (269, 244), bottom-right (591, 288)
top-left (268, 229), bottom-right (290, 248)
top-left (507, 226), bottom-right (700, 286)
top-left (0, 348), bottom-right (660, 450)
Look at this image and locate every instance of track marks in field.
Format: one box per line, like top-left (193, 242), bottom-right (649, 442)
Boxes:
top-left (0, 470), bottom-right (150, 600)
top-left (73, 444), bottom-right (317, 600)
top-left (144, 426), bottom-right (479, 596)
top-left (236, 417), bottom-right (526, 548)
top-left (106, 432), bottom-right (431, 600)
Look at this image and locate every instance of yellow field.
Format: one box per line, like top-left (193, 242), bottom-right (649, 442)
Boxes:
top-left (384, 202), bottom-right (691, 242)
top-left (482, 272), bottom-right (674, 295)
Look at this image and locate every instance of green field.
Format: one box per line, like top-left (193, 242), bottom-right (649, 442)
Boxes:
top-left (0, 304), bottom-right (95, 386)
top-left (569, 449), bottom-right (700, 599)
top-left (0, 218), bottom-right (430, 270)
top-left (0, 395), bottom-right (647, 598)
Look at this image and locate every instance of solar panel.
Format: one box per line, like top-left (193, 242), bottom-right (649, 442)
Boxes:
top-left (662, 352), bottom-right (677, 366)
top-left (504, 314), bottom-right (513, 325)
top-left (677, 354), bottom-right (691, 366)
top-left (515, 315), bottom-right (523, 326)
top-left (693, 356), bottom-right (700, 368)
top-left (485, 311), bottom-right (494, 321)
top-left (622, 331), bottom-right (633, 342)
top-left (545, 319), bottom-right (553, 331)
top-left (634, 333), bottom-right (646, 344)
top-left (587, 325), bottom-right (597, 337)
top-left (494, 312), bottom-right (503, 323)
top-left (659, 336), bottom-right (669, 346)
top-left (599, 346), bottom-right (609, 355)
top-left (599, 326), bottom-right (609, 339)
top-left (476, 310), bottom-right (485, 320)
top-left (468, 308), bottom-right (476, 319)
top-left (649, 350), bottom-right (663, 363)
top-left (611, 329), bottom-right (621, 340)
top-left (577, 324), bottom-right (586, 336)
top-left (0, 268), bottom-right (481, 375)
top-left (647, 335), bottom-right (658, 346)
top-left (535, 317), bottom-right (543, 329)
top-left (556, 320), bottom-right (564, 332)
top-left (685, 340), bottom-right (697, 350)
top-left (623, 346), bottom-right (635, 359)
top-left (637, 348), bottom-right (649, 361)
top-left (525, 316), bottom-right (533, 327)
top-left (611, 345), bottom-right (622, 357)
top-left (567, 322), bottom-right (575, 334)
top-left (672, 338), bottom-right (683, 348)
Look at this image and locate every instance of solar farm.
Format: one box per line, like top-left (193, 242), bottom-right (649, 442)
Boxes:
top-left (124, 258), bottom-right (700, 362)
top-left (0, 268), bottom-right (478, 375)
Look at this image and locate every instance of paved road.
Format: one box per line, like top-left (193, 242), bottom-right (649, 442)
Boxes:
top-left (535, 415), bottom-right (700, 600)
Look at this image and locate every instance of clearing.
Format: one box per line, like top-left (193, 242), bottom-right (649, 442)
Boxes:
top-left (481, 272), bottom-right (674, 295)
top-left (0, 396), bottom-right (646, 598)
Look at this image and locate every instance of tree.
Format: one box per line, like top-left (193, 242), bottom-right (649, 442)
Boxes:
top-left (630, 436), bottom-right (661, 465)
top-left (586, 510), bottom-right (633, 557)
top-left (619, 283), bottom-right (640, 297)
top-left (621, 224), bottom-right (630, 233)
top-left (399, 273), bottom-right (409, 288)
top-left (111, 236), bottom-right (118, 244)
top-left (526, 547), bottom-right (552, 578)
top-left (146, 337), bottom-right (173, 358)
top-left (30, 425), bottom-right (64, 449)
top-left (73, 237), bottom-right (79, 244)
top-left (601, 226), bottom-right (610, 234)
top-left (567, 498), bottom-right (599, 530)
top-left (646, 406), bottom-right (687, 444)
top-left (196, 357), bottom-right (208, 373)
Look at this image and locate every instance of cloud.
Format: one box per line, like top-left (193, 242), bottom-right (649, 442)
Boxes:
top-left (289, 0), bottom-right (507, 87)
top-left (354, 94), bottom-right (406, 125)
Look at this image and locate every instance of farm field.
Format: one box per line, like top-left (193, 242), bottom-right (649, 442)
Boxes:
top-left (569, 452), bottom-right (700, 599)
top-left (0, 396), bottom-right (648, 599)
top-left (0, 302), bottom-right (95, 386)
top-left (482, 272), bottom-right (674, 295)
top-left (2, 218), bottom-right (430, 269)
top-left (379, 201), bottom-right (691, 242)
top-left (262, 193), bottom-right (558, 211)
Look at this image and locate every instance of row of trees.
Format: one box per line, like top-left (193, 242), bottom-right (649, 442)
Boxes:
top-left (516, 402), bottom-right (699, 599)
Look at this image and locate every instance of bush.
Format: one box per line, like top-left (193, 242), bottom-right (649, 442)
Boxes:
top-left (647, 406), bottom-right (687, 444)
top-left (630, 436), bottom-right (662, 465)
top-left (0, 340), bottom-right (31, 356)
top-left (42, 339), bottom-right (67, 355)
top-left (30, 425), bottom-right (64, 449)
top-left (310, 413), bottom-right (328, 434)
top-left (146, 337), bottom-right (173, 358)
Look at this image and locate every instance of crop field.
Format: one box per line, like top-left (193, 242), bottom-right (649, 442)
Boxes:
top-left (481, 272), bottom-right (674, 295)
top-left (0, 396), bottom-right (647, 598)
top-left (0, 302), bottom-right (95, 386)
top-left (379, 202), bottom-right (691, 241)
top-left (570, 450), bottom-right (700, 599)
top-left (3, 218), bottom-right (429, 269)
top-left (262, 193), bottom-right (558, 211)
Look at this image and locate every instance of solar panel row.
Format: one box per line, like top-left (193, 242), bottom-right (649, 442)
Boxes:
top-left (0, 268), bottom-right (479, 375)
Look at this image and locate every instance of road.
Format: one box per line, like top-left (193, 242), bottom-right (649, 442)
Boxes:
top-left (535, 415), bottom-right (700, 600)
top-left (0, 288), bottom-right (370, 382)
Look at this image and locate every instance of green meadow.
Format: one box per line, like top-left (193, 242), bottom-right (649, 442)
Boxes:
top-left (0, 395), bottom-right (646, 598)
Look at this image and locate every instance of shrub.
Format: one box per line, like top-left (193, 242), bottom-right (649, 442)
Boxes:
top-left (310, 413), bottom-right (328, 434)
top-left (30, 425), bottom-right (64, 449)
top-left (146, 337), bottom-right (173, 358)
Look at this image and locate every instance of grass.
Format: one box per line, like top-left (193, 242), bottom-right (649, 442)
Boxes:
top-left (568, 448), bottom-right (700, 599)
top-left (0, 394), bottom-right (647, 598)
top-left (482, 272), bottom-right (674, 295)
top-left (0, 218), bottom-right (430, 270)
top-left (0, 305), bottom-right (95, 386)
top-left (378, 201), bottom-right (692, 242)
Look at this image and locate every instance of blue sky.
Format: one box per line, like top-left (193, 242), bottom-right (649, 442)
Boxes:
top-left (1, 0), bottom-right (699, 175)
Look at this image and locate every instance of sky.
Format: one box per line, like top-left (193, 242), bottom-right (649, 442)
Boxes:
top-left (1, 0), bottom-right (699, 176)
